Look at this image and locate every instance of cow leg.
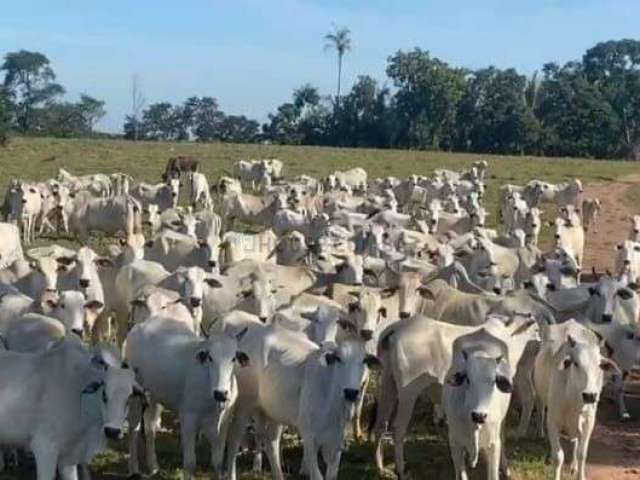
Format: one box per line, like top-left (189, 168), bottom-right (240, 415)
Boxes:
top-left (127, 398), bottom-right (143, 476)
top-left (180, 412), bottom-right (199, 480)
top-left (144, 402), bottom-right (162, 475)
top-left (352, 372), bottom-right (369, 441)
top-left (373, 365), bottom-right (398, 475)
top-left (225, 408), bottom-right (252, 480)
top-left (31, 439), bottom-right (58, 480)
top-left (613, 374), bottom-right (631, 420)
top-left (393, 383), bottom-right (422, 480)
top-left (301, 436), bottom-right (322, 480)
top-left (536, 398), bottom-right (546, 439)
top-left (58, 465), bottom-right (79, 480)
top-left (547, 422), bottom-right (564, 480)
top-left (514, 369), bottom-right (535, 439)
top-left (78, 463), bottom-right (92, 480)
top-left (322, 444), bottom-right (342, 480)
top-left (450, 445), bottom-right (468, 480)
top-left (262, 421), bottom-right (284, 480)
top-left (203, 410), bottom-right (229, 477)
top-left (486, 438), bottom-right (501, 480)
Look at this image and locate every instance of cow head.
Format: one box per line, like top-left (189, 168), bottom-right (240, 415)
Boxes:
top-left (195, 328), bottom-right (249, 408)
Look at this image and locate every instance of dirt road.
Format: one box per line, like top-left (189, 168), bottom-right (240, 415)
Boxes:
top-left (582, 177), bottom-right (640, 479)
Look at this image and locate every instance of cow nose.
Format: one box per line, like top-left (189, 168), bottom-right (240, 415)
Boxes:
top-left (171, 192), bottom-right (177, 197)
top-left (208, 260), bottom-right (217, 268)
top-left (104, 427), bottom-right (122, 440)
top-left (213, 390), bottom-right (228, 403)
top-left (582, 392), bottom-right (597, 404)
top-left (71, 328), bottom-right (83, 338)
top-left (21, 199), bottom-right (27, 204)
top-left (344, 388), bottom-right (359, 403)
top-left (79, 279), bottom-right (90, 288)
top-left (624, 259), bottom-right (631, 265)
top-left (601, 313), bottom-right (613, 323)
top-left (493, 287), bottom-right (502, 295)
top-left (190, 297), bottom-right (202, 308)
top-left (399, 312), bottom-right (410, 319)
top-left (259, 316), bottom-right (268, 323)
top-left (360, 329), bottom-right (374, 341)
top-left (471, 412), bottom-right (487, 425)
top-left (554, 234), bottom-right (561, 239)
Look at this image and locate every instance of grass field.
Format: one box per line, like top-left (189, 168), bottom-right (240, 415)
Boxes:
top-left (0, 137), bottom-right (638, 479)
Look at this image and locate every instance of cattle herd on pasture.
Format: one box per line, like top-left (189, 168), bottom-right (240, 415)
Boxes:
top-left (0, 155), bottom-right (638, 480)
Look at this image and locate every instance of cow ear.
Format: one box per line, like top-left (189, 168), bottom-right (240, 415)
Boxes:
top-left (379, 306), bottom-right (387, 318)
top-left (57, 256), bottom-right (76, 266)
top-left (84, 300), bottom-right (104, 311)
top-left (600, 358), bottom-right (620, 373)
top-left (363, 354), bottom-right (381, 369)
top-left (235, 351), bottom-right (250, 367)
top-left (495, 375), bottom-right (513, 393)
top-left (417, 286), bottom-right (435, 300)
top-left (196, 350), bottom-right (211, 364)
top-left (235, 326), bottom-right (248, 342)
top-left (82, 381), bottom-right (104, 395)
top-left (205, 278), bottom-right (223, 288)
top-left (447, 372), bottom-right (467, 387)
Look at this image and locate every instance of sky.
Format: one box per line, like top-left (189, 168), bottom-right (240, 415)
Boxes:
top-left (2, 0), bottom-right (639, 133)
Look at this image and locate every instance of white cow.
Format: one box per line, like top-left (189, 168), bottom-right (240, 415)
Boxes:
top-left (442, 329), bottom-right (514, 480)
top-left (224, 324), bottom-right (376, 480)
top-left (534, 326), bottom-right (618, 480)
top-left (0, 336), bottom-right (140, 480)
top-left (125, 318), bottom-right (247, 480)
top-left (131, 178), bottom-right (180, 211)
top-left (189, 172), bottom-right (213, 209)
top-left (0, 222), bottom-right (24, 270)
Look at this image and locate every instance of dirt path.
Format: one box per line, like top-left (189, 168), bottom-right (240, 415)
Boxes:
top-left (582, 176), bottom-right (640, 479)
top-left (582, 175), bottom-right (640, 272)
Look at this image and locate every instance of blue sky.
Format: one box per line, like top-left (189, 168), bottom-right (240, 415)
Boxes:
top-left (2, 0), bottom-right (639, 132)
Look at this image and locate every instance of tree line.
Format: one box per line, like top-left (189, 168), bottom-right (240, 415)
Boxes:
top-left (2, 37), bottom-right (640, 159)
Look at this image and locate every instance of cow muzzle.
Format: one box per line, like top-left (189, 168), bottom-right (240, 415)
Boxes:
top-left (360, 329), bottom-right (374, 341)
top-left (71, 328), bottom-right (84, 338)
top-left (190, 297), bottom-right (202, 308)
top-left (344, 388), bottom-right (359, 403)
top-left (601, 313), bottom-right (613, 323)
top-left (582, 392), bottom-right (597, 404)
top-left (104, 427), bottom-right (122, 440)
top-left (213, 390), bottom-right (228, 404)
top-left (79, 278), bottom-right (90, 289)
top-left (471, 411), bottom-right (487, 425)
top-left (399, 312), bottom-right (410, 320)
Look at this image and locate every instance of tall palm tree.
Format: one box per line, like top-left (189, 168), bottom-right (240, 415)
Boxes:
top-left (324, 25), bottom-right (352, 106)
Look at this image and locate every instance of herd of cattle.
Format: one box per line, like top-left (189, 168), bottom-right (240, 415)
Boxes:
top-left (0, 156), bottom-right (638, 480)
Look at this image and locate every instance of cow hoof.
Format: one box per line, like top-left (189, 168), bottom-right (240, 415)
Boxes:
top-left (621, 413), bottom-right (632, 422)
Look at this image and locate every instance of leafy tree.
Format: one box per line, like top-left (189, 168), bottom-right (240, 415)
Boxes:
top-left (386, 48), bottom-right (466, 150)
top-left (455, 67), bottom-right (541, 154)
top-left (537, 62), bottom-right (620, 158)
top-left (190, 96), bottom-right (225, 141)
top-left (0, 87), bottom-right (10, 145)
top-left (218, 115), bottom-right (260, 143)
top-left (1, 50), bottom-right (64, 133)
top-left (324, 25), bottom-right (352, 106)
top-left (140, 102), bottom-right (175, 140)
top-left (334, 75), bottom-right (391, 148)
top-left (77, 94), bottom-right (106, 133)
top-left (583, 39), bottom-right (640, 153)
top-left (263, 102), bottom-right (302, 144)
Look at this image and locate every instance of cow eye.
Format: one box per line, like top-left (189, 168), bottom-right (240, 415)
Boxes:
top-left (618, 289), bottom-right (633, 300)
top-left (59, 304), bottom-right (65, 309)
